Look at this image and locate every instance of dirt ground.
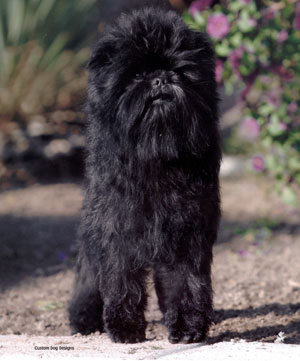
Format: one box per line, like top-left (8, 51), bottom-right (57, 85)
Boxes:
top-left (0, 175), bottom-right (299, 345)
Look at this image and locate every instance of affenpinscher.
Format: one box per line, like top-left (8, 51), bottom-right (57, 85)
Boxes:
top-left (69, 3), bottom-right (221, 344)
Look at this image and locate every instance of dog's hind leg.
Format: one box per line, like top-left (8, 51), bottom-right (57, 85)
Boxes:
top-left (68, 251), bottom-right (104, 335)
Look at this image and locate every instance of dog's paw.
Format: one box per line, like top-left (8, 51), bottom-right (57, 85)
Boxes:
top-left (69, 310), bottom-right (104, 336)
top-left (104, 304), bottom-right (146, 343)
top-left (166, 309), bottom-right (211, 344)
top-left (168, 330), bottom-right (205, 344)
top-left (107, 327), bottom-right (145, 343)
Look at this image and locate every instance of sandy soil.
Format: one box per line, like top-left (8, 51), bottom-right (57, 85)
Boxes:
top-left (0, 336), bottom-right (300, 360)
top-left (0, 175), bottom-right (299, 349)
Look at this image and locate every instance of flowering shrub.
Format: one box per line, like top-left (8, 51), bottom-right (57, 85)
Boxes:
top-left (184, 0), bottom-right (300, 206)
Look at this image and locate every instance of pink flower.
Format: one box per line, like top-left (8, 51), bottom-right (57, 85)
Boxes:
top-left (207, 14), bottom-right (230, 39)
top-left (228, 46), bottom-right (244, 79)
top-left (238, 249), bottom-right (249, 257)
top-left (267, 91), bottom-right (281, 107)
top-left (278, 30), bottom-right (288, 43)
top-left (248, 18), bottom-right (257, 27)
top-left (189, 0), bottom-right (213, 16)
top-left (240, 0), bottom-right (252, 3)
top-left (215, 60), bottom-right (224, 83)
top-left (278, 122), bottom-right (287, 132)
top-left (239, 117), bottom-right (260, 141)
top-left (265, 3), bottom-right (280, 21)
top-left (252, 155), bottom-right (265, 172)
top-left (265, 9), bottom-right (276, 21)
top-left (288, 102), bottom-right (298, 113)
top-left (271, 65), bottom-right (293, 81)
top-left (260, 76), bottom-right (271, 84)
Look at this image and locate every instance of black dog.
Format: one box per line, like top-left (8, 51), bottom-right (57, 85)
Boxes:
top-left (69, 4), bottom-right (221, 344)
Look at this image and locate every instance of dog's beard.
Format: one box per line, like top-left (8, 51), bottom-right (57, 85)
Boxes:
top-left (114, 82), bottom-right (211, 163)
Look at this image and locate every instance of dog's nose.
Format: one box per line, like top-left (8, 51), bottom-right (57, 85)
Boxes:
top-left (152, 76), bottom-right (168, 88)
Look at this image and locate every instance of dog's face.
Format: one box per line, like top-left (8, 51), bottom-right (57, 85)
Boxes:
top-left (87, 8), bottom-right (218, 161)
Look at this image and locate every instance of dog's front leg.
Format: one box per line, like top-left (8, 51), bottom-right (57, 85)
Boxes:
top-left (154, 257), bottom-right (213, 343)
top-left (101, 267), bottom-right (148, 343)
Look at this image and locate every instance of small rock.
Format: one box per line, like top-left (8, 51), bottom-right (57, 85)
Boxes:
top-left (44, 139), bottom-right (72, 158)
top-left (27, 117), bottom-right (48, 137)
top-left (220, 156), bottom-right (246, 178)
top-left (274, 331), bottom-right (286, 343)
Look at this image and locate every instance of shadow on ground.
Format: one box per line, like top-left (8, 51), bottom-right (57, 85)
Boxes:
top-left (211, 303), bottom-right (300, 344)
top-left (0, 211), bottom-right (299, 290)
top-left (0, 214), bottom-right (78, 291)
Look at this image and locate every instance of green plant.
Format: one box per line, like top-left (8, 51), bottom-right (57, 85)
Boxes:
top-left (185, 0), bottom-right (300, 206)
top-left (0, 0), bottom-right (98, 118)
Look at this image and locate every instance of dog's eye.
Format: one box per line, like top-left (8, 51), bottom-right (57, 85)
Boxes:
top-left (135, 73), bottom-right (142, 79)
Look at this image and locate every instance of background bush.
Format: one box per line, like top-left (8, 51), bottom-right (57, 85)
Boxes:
top-left (0, 0), bottom-right (99, 117)
top-left (185, 0), bottom-right (300, 206)
top-left (0, 0), bottom-right (101, 186)
top-left (0, 0), bottom-right (299, 208)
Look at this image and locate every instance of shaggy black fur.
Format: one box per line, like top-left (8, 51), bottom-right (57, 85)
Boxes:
top-left (69, 4), bottom-right (221, 344)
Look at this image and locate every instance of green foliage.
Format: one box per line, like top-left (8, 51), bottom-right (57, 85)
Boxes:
top-left (186, 0), bottom-right (300, 206)
top-left (0, 0), bottom-right (97, 49)
top-left (36, 300), bottom-right (64, 311)
top-left (0, 0), bottom-right (98, 117)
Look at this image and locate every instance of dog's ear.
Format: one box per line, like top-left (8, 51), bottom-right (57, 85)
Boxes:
top-left (193, 31), bottom-right (215, 63)
top-left (86, 38), bottom-right (115, 73)
top-left (192, 31), bottom-right (216, 80)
